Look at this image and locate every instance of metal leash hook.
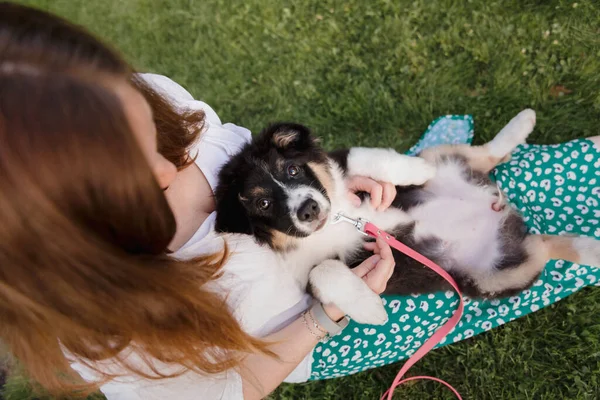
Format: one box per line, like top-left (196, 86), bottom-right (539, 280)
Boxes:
top-left (331, 212), bottom-right (370, 236)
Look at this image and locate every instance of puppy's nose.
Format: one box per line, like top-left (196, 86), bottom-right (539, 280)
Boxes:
top-left (297, 199), bottom-right (320, 222)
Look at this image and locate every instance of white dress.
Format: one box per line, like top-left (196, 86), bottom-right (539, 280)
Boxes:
top-left (69, 74), bottom-right (313, 400)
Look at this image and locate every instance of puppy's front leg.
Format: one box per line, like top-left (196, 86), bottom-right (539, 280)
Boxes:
top-left (309, 259), bottom-right (388, 325)
top-left (334, 147), bottom-right (436, 186)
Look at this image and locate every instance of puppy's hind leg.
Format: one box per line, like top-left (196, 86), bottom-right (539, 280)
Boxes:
top-left (309, 259), bottom-right (388, 325)
top-left (420, 109), bottom-right (537, 174)
top-left (543, 235), bottom-right (600, 267)
top-left (419, 144), bottom-right (504, 175)
top-left (474, 234), bottom-right (600, 297)
top-left (473, 235), bottom-right (548, 297)
top-left (485, 108), bottom-right (536, 160)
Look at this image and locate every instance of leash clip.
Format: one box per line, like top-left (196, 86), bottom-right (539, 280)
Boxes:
top-left (331, 212), bottom-right (370, 236)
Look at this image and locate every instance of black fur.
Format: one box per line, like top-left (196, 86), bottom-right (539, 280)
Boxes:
top-left (214, 154), bottom-right (254, 235)
top-left (328, 149), bottom-right (350, 172)
top-left (391, 185), bottom-right (431, 211)
top-left (495, 211), bottom-right (529, 270)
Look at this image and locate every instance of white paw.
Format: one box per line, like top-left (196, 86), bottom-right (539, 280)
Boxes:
top-left (575, 237), bottom-right (600, 267)
top-left (309, 260), bottom-right (388, 325)
top-left (488, 109), bottom-right (537, 158)
top-left (337, 288), bottom-right (388, 325)
top-left (508, 108), bottom-right (536, 143)
top-left (391, 157), bottom-right (437, 186)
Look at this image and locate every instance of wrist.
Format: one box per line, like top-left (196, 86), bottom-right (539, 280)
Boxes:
top-left (322, 303), bottom-right (345, 322)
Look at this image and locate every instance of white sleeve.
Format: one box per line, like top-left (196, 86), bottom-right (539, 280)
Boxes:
top-left (136, 72), bottom-right (251, 144)
top-left (70, 354), bottom-right (244, 400)
top-left (137, 73), bottom-right (223, 126)
top-left (98, 370), bottom-right (243, 400)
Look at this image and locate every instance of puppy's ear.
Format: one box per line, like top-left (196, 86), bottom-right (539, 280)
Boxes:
top-left (214, 158), bottom-right (253, 235)
top-left (260, 123), bottom-right (318, 151)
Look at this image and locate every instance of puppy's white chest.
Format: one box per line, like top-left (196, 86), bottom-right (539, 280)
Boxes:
top-left (282, 221), bottom-right (364, 287)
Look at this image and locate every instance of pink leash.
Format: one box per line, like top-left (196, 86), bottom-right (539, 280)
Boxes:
top-left (331, 214), bottom-right (463, 399)
top-left (363, 222), bottom-right (464, 400)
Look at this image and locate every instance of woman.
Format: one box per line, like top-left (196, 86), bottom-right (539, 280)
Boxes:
top-left (0, 3), bottom-right (395, 399)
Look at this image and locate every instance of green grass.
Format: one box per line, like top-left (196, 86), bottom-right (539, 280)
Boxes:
top-left (5, 0), bottom-right (600, 398)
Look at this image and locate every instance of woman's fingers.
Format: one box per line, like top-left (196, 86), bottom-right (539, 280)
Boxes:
top-left (363, 241), bottom-right (379, 253)
top-left (345, 176), bottom-right (383, 209)
top-left (365, 259), bottom-right (394, 293)
top-left (346, 192), bottom-right (362, 207)
top-left (378, 181), bottom-right (397, 211)
top-left (346, 176), bottom-right (397, 211)
top-left (351, 254), bottom-right (381, 278)
top-left (376, 237), bottom-right (394, 261)
top-left (361, 238), bottom-right (396, 293)
top-left (375, 237), bottom-right (395, 282)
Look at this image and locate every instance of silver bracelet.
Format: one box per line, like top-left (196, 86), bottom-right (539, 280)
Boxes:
top-left (301, 311), bottom-right (325, 340)
top-left (310, 301), bottom-right (349, 337)
top-left (306, 309), bottom-right (328, 335)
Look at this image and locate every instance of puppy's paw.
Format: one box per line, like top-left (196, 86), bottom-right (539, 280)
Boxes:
top-left (487, 109), bottom-right (536, 158)
top-left (508, 108), bottom-right (536, 143)
top-left (574, 237), bottom-right (600, 267)
top-left (338, 290), bottom-right (388, 325)
top-left (309, 259), bottom-right (388, 325)
top-left (390, 156), bottom-right (437, 186)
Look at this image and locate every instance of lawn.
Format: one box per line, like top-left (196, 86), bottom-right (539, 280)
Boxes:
top-left (4, 0), bottom-right (600, 398)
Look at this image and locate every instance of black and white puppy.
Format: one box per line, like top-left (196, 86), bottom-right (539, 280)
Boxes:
top-left (215, 110), bottom-right (600, 325)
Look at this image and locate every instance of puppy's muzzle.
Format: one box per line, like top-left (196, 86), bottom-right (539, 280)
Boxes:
top-left (297, 199), bottom-right (320, 222)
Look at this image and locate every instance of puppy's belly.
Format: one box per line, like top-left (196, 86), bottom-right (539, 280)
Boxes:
top-left (408, 197), bottom-right (505, 273)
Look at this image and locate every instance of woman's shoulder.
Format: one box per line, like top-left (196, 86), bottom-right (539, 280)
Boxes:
top-left (137, 72), bottom-right (251, 146)
top-left (136, 72), bottom-right (222, 126)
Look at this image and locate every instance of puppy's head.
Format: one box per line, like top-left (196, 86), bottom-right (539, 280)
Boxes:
top-left (215, 123), bottom-right (335, 251)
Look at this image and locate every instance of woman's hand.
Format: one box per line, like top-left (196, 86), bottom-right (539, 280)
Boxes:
top-left (322, 238), bottom-right (395, 321)
top-left (346, 176), bottom-right (397, 211)
top-left (353, 238), bottom-right (396, 294)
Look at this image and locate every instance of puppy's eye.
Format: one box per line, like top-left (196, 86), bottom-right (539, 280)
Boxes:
top-left (287, 165), bottom-right (301, 177)
top-left (257, 198), bottom-right (271, 210)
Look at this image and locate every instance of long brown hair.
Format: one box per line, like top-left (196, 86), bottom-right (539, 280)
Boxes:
top-left (0, 2), bottom-right (269, 396)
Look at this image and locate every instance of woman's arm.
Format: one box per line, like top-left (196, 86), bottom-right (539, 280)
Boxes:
top-left (241, 238), bottom-right (395, 399)
top-left (240, 303), bottom-right (344, 399)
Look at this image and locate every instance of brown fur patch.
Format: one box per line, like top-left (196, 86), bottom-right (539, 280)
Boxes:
top-left (272, 131), bottom-right (298, 148)
top-left (474, 147), bottom-right (505, 172)
top-left (420, 144), bottom-right (504, 173)
top-left (250, 187), bottom-right (267, 196)
top-left (543, 235), bottom-right (581, 263)
top-left (308, 161), bottom-right (333, 198)
top-left (269, 229), bottom-right (298, 252)
top-left (275, 158), bottom-right (286, 171)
